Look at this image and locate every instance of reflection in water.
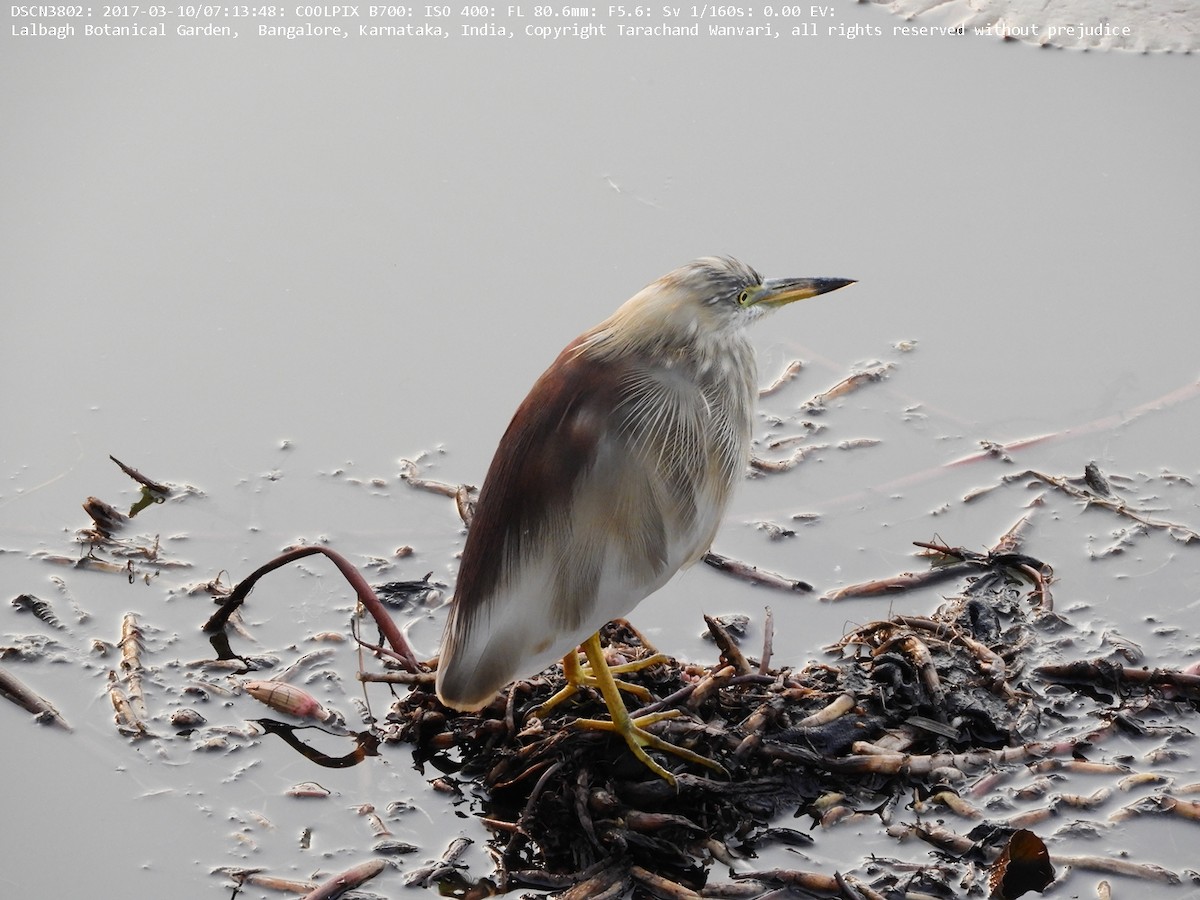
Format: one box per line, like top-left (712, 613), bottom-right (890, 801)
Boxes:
top-left (254, 718), bottom-right (380, 768)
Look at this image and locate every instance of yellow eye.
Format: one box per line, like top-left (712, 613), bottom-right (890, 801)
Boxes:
top-left (737, 289), bottom-right (751, 306)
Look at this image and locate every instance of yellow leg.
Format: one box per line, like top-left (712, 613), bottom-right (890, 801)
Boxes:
top-left (573, 632), bottom-right (727, 785)
top-left (534, 644), bottom-right (670, 717)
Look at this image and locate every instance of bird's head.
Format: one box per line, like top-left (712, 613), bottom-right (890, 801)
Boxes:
top-left (593, 256), bottom-right (855, 356)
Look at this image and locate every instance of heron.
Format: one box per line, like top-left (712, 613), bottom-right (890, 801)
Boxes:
top-left (435, 256), bottom-right (854, 782)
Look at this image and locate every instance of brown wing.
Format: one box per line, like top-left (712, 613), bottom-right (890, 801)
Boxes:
top-left (435, 338), bottom-right (714, 710)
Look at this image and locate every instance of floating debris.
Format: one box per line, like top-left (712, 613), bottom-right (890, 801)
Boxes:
top-left (374, 573), bottom-right (443, 609)
top-left (1035, 659), bottom-right (1200, 700)
top-left (109, 455), bottom-right (170, 495)
top-left (398, 457), bottom-right (478, 526)
top-left (285, 781), bottom-right (333, 798)
top-left (989, 829), bottom-right (1055, 899)
top-left (803, 362), bottom-right (892, 412)
top-left (1023, 469), bottom-right (1200, 544)
top-left (748, 443), bottom-right (825, 474)
top-left (108, 670), bottom-right (148, 738)
top-left (215, 868), bottom-right (319, 894)
top-left (109, 455), bottom-right (171, 516)
top-left (701, 551), bottom-right (812, 592)
top-left (827, 514), bottom-right (1047, 605)
top-left (757, 359), bottom-right (804, 398)
top-left (307, 632), bottom-right (348, 644)
top-left (299, 857), bottom-right (388, 899)
top-left (405, 836), bottom-right (472, 888)
top-left (0, 664), bottom-right (71, 729)
top-left (82, 496), bottom-right (127, 537)
top-left (170, 708), bottom-right (207, 730)
top-left (118, 613), bottom-right (147, 720)
top-left (245, 681), bottom-right (334, 723)
top-left (837, 437), bottom-right (881, 451)
top-left (270, 649), bottom-right (338, 684)
top-left (752, 521), bottom-right (794, 541)
top-left (1052, 854), bottom-right (1179, 883)
top-left (357, 803), bottom-right (392, 837)
top-left (11, 594), bottom-right (65, 630)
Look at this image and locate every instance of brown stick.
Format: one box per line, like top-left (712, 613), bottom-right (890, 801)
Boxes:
top-left (119, 612), bottom-right (147, 719)
top-left (758, 360), bottom-right (804, 398)
top-left (1035, 660), bottom-right (1200, 697)
top-left (759, 606), bottom-right (774, 675)
top-left (108, 670), bottom-right (148, 737)
top-left (203, 546), bottom-right (420, 671)
top-left (109, 455), bottom-right (170, 494)
top-left (0, 665), bottom-right (71, 729)
top-left (733, 868), bottom-right (841, 894)
top-left (702, 551), bottom-right (812, 592)
top-left (1021, 469), bottom-right (1200, 543)
top-left (827, 508), bottom-right (1045, 602)
top-left (748, 445), bottom-right (824, 474)
top-left (405, 836), bottom-right (472, 887)
top-left (704, 615), bottom-right (752, 676)
top-left (805, 365), bottom-right (892, 409)
top-left (1053, 855), bottom-right (1179, 883)
top-left (824, 562), bottom-right (973, 601)
top-left (630, 865), bottom-right (703, 899)
top-left (398, 458), bottom-right (475, 500)
top-left (300, 858), bottom-right (388, 900)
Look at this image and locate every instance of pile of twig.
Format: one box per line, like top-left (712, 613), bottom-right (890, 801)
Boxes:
top-left (383, 551), bottom-right (1087, 897)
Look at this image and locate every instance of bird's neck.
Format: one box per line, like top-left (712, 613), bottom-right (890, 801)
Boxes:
top-left (584, 315), bottom-right (753, 376)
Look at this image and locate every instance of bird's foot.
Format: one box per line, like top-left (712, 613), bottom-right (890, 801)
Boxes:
top-left (570, 632), bottom-right (726, 785)
top-left (572, 708), bottom-right (728, 785)
top-left (533, 650), bottom-right (669, 718)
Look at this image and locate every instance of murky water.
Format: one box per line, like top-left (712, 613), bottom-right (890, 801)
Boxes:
top-left (3, 12), bottom-right (1199, 897)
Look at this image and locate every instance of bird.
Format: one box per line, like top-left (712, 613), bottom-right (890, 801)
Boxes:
top-left (435, 256), bottom-right (855, 782)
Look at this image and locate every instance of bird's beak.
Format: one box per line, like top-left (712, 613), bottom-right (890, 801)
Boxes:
top-left (745, 276), bottom-right (856, 309)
